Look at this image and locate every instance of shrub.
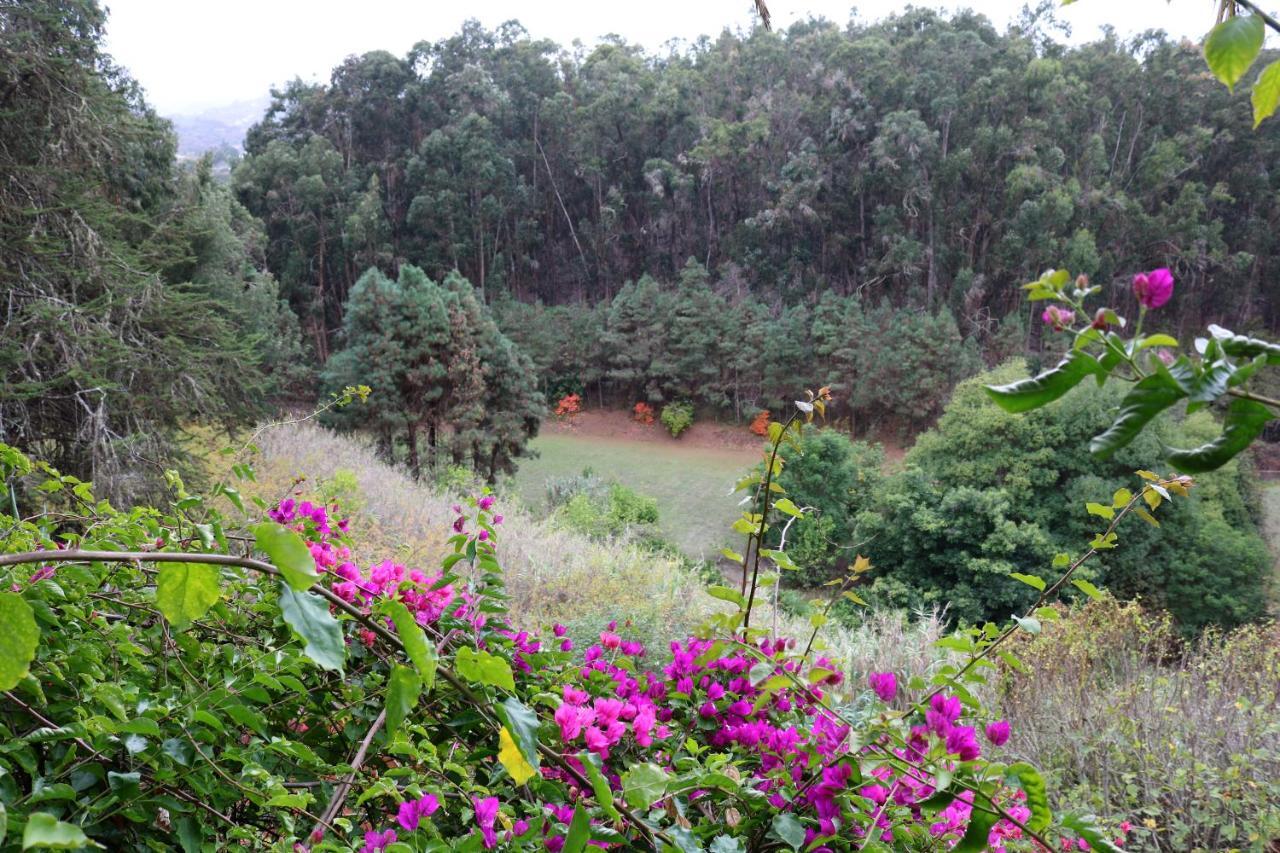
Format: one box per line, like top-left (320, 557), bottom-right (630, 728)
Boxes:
top-left (749, 408), bottom-right (771, 436)
top-left (660, 400), bottom-right (694, 437)
top-left (865, 360), bottom-right (1272, 631)
top-left (558, 482), bottom-right (659, 540)
top-left (767, 428), bottom-right (884, 586)
top-left (554, 392), bottom-right (582, 420)
top-left (544, 466), bottom-right (605, 509)
top-left (632, 401), bottom-right (655, 424)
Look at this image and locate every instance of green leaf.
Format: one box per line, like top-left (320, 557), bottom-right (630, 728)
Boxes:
top-left (22, 813), bottom-right (97, 850)
top-left (107, 771), bottom-right (141, 800)
top-left (1013, 615), bottom-right (1041, 635)
top-left (1136, 333), bottom-right (1179, 350)
top-left (494, 697), bottom-right (541, 775)
top-left (622, 762), bottom-right (668, 810)
top-left (278, 582), bottom-right (345, 673)
top-left (1252, 59), bottom-right (1280, 125)
top-left (769, 813), bottom-right (806, 850)
top-left (386, 600), bottom-right (436, 693)
top-left (1061, 812), bottom-right (1126, 852)
top-left (1072, 579), bottom-right (1104, 601)
top-left (578, 752), bottom-right (621, 820)
top-left (1204, 14), bottom-right (1265, 91)
top-left (455, 646), bottom-right (515, 692)
top-left (1085, 502), bottom-right (1114, 521)
top-left (0, 593), bottom-right (39, 691)
top-left (1009, 573), bottom-right (1045, 591)
top-left (773, 497), bottom-right (803, 518)
top-left (1006, 762), bottom-right (1052, 832)
top-left (155, 562), bottom-right (221, 631)
top-left (1166, 398), bottom-right (1273, 473)
top-left (984, 351), bottom-right (1099, 413)
top-left (385, 665), bottom-right (421, 735)
top-left (707, 585), bottom-right (746, 608)
top-left (1089, 372), bottom-right (1185, 459)
top-left (1208, 323), bottom-right (1280, 364)
top-left (953, 799), bottom-right (999, 852)
top-left (562, 807), bottom-right (591, 853)
top-left (253, 522), bottom-right (318, 591)
top-left (1112, 488), bottom-right (1133, 508)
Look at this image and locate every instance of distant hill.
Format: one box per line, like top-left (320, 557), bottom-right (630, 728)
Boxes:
top-left (167, 96), bottom-right (270, 162)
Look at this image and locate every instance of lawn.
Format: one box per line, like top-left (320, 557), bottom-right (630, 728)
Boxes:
top-left (508, 430), bottom-right (760, 559)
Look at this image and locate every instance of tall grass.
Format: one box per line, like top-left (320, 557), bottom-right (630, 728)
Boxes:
top-left (999, 597), bottom-right (1280, 851)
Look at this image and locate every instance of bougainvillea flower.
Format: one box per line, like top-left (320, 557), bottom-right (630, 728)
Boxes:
top-left (985, 719), bottom-right (1011, 746)
top-left (868, 671), bottom-right (897, 702)
top-left (1133, 268), bottom-right (1174, 308)
top-left (1041, 304), bottom-right (1076, 331)
top-left (473, 796), bottom-right (500, 849)
top-left (396, 793), bottom-right (440, 831)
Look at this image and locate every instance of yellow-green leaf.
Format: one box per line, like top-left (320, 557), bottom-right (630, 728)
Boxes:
top-left (0, 593), bottom-right (38, 691)
top-left (155, 562), bottom-right (221, 631)
top-left (498, 726), bottom-right (536, 785)
top-left (1204, 14), bottom-right (1265, 91)
top-left (253, 522), bottom-right (318, 591)
top-left (1072, 579), bottom-right (1104, 601)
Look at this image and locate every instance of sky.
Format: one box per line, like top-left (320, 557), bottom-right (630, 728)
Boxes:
top-left (102, 0), bottom-right (1225, 115)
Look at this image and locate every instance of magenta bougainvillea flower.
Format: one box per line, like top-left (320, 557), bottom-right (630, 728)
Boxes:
top-left (985, 719), bottom-right (1011, 746)
top-left (361, 828), bottom-right (396, 853)
top-left (1041, 304), bottom-right (1076, 331)
top-left (1133, 267), bottom-right (1174, 309)
top-left (396, 793), bottom-right (440, 831)
top-left (473, 796), bottom-right (500, 849)
top-left (868, 671), bottom-right (897, 702)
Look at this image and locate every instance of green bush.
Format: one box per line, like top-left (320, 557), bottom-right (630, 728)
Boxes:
top-left (768, 428), bottom-right (884, 586)
top-left (861, 360), bottom-right (1272, 632)
top-left (660, 401), bottom-right (694, 437)
top-left (557, 481), bottom-right (659, 540)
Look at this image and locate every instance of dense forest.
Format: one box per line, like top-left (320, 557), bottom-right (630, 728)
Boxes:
top-left (235, 8), bottom-right (1280, 419)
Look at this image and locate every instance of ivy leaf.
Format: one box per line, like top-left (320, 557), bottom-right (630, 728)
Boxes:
top-left (984, 351), bottom-right (1099, 413)
top-left (253, 522), bottom-right (318, 592)
top-left (0, 593), bottom-right (39, 691)
top-left (1204, 14), bottom-right (1265, 91)
top-left (155, 562), bottom-right (221, 631)
top-left (455, 646), bottom-right (515, 692)
top-left (22, 813), bottom-right (98, 850)
top-left (385, 665), bottom-right (421, 735)
top-left (386, 600), bottom-right (436, 693)
top-left (622, 762), bottom-right (669, 810)
top-left (1165, 398), bottom-right (1273, 473)
top-left (1253, 59), bottom-right (1280, 126)
top-left (1089, 372), bottom-right (1185, 459)
top-left (278, 582), bottom-right (345, 673)
top-left (494, 697), bottom-right (541, 777)
top-left (1061, 812), bottom-right (1126, 852)
top-left (769, 813), bottom-right (806, 850)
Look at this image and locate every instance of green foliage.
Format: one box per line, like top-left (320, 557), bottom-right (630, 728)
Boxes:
top-left (321, 265), bottom-right (545, 481)
top-left (876, 361), bottom-right (1272, 631)
top-left (0, 2), bottom-right (295, 501)
top-left (766, 429), bottom-right (884, 586)
top-left (557, 481), bottom-right (660, 541)
top-left (660, 402), bottom-right (695, 438)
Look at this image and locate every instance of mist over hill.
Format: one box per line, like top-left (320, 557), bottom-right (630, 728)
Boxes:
top-left (167, 95), bottom-right (269, 162)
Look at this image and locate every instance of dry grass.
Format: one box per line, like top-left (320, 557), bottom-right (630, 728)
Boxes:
top-left (226, 421), bottom-right (950, 676)
top-left (999, 597), bottom-right (1280, 850)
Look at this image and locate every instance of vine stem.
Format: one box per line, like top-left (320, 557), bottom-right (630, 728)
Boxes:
top-left (742, 408), bottom-right (803, 627)
top-left (0, 549), bottom-right (667, 848)
top-left (312, 709), bottom-right (386, 840)
top-left (1229, 0), bottom-right (1280, 34)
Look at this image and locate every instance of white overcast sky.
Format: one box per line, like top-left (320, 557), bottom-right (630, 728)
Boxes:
top-left (103, 0), bottom-right (1227, 114)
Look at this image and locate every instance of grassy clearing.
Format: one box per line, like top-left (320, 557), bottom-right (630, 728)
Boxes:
top-left (511, 431), bottom-right (759, 559)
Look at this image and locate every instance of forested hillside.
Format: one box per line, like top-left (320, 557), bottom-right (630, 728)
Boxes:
top-left (236, 11), bottom-right (1280, 416)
